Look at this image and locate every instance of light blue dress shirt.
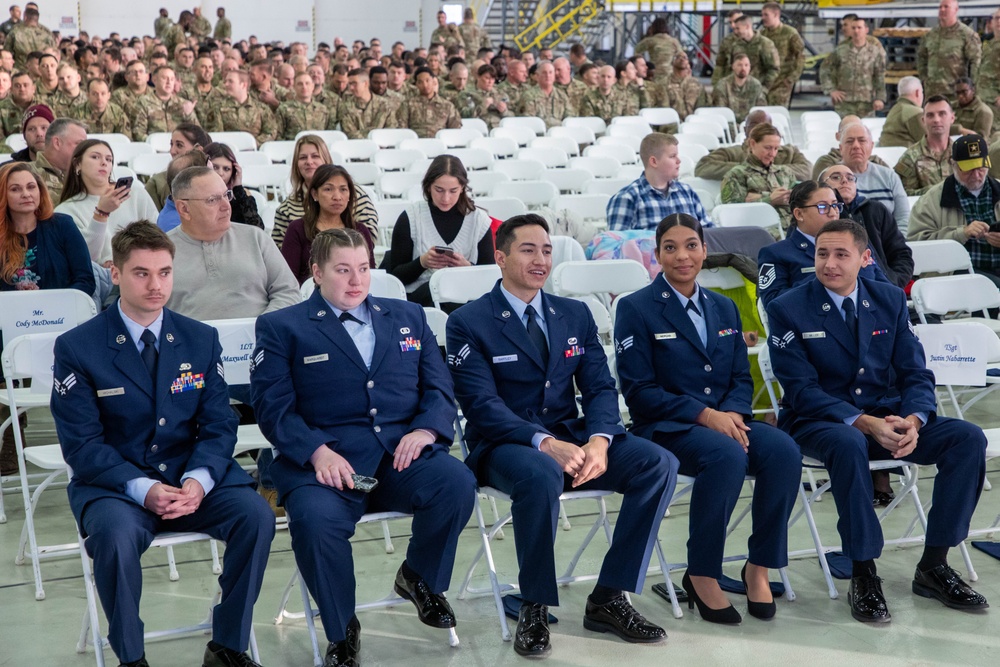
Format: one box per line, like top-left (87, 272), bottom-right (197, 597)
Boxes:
top-left (325, 297), bottom-right (376, 369)
top-left (665, 276), bottom-right (707, 348)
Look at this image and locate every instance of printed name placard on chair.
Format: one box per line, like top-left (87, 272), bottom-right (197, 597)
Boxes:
top-left (0, 291), bottom-right (82, 339)
top-left (916, 323), bottom-right (989, 387)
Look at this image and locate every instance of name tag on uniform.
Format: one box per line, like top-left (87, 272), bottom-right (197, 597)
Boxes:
top-left (303, 354), bottom-right (329, 364)
top-left (800, 267), bottom-right (817, 274)
top-left (654, 332), bottom-right (677, 340)
top-left (96, 387), bottom-right (124, 398)
top-left (493, 354), bottom-right (518, 363)
top-left (802, 331), bottom-right (827, 339)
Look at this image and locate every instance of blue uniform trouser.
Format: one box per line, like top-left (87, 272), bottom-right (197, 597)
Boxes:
top-left (652, 422), bottom-right (802, 578)
top-left (481, 433), bottom-right (678, 606)
top-left (282, 447), bottom-right (476, 643)
top-left (81, 485), bottom-right (275, 664)
top-left (792, 416), bottom-right (986, 562)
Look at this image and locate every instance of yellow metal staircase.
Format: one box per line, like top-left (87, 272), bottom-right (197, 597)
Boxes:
top-left (512, 0), bottom-right (606, 53)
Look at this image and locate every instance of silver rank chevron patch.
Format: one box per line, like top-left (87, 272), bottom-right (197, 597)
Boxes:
top-left (615, 336), bottom-right (634, 355)
top-left (758, 263), bottom-right (776, 290)
top-left (217, 362), bottom-right (225, 380)
top-left (448, 343), bottom-right (470, 368)
top-left (54, 372), bottom-right (77, 396)
top-left (249, 349), bottom-right (264, 374)
top-left (770, 331), bottom-right (795, 349)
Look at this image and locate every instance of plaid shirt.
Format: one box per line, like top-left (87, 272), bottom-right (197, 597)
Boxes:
top-left (606, 173), bottom-right (709, 231)
top-left (955, 180), bottom-right (1000, 270)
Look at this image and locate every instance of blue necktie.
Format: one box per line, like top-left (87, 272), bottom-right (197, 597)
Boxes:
top-left (525, 305), bottom-right (549, 365)
top-left (140, 329), bottom-right (157, 378)
top-left (842, 298), bottom-right (858, 345)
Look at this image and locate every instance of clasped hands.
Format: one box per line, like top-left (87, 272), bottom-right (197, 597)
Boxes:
top-left (854, 414), bottom-right (921, 459)
top-left (539, 435), bottom-right (609, 488)
top-left (143, 478), bottom-right (205, 520)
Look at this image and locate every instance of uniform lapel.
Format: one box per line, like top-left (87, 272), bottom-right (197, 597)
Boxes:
top-left (492, 284), bottom-right (545, 370)
top-left (107, 305), bottom-right (153, 399)
top-left (367, 296), bottom-right (393, 373)
top-left (701, 290), bottom-right (719, 358)
top-left (657, 281), bottom-right (709, 359)
top-left (311, 291), bottom-right (368, 373)
top-left (813, 281), bottom-right (858, 355)
top-left (155, 310), bottom-right (183, 409)
top-left (541, 293), bottom-right (566, 376)
top-left (856, 282), bottom-right (878, 362)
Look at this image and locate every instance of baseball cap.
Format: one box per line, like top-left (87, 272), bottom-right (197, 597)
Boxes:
top-left (952, 134), bottom-right (992, 171)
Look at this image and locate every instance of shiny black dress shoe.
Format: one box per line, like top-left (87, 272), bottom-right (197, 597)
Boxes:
top-left (848, 574), bottom-right (891, 623)
top-left (324, 616), bottom-right (361, 667)
top-left (913, 565), bottom-right (989, 610)
top-left (873, 491), bottom-right (895, 507)
top-left (393, 565), bottom-right (457, 628)
top-left (119, 657), bottom-right (149, 667)
top-left (202, 641), bottom-right (263, 667)
top-left (583, 593), bottom-right (666, 643)
top-left (740, 563), bottom-right (776, 621)
top-left (515, 602), bottom-right (551, 658)
top-left (681, 572), bottom-right (742, 625)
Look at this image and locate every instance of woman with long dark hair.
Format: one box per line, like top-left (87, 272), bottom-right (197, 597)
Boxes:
top-left (204, 141), bottom-right (264, 229)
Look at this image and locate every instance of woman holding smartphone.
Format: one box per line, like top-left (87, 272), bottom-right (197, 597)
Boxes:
top-left (387, 154), bottom-right (494, 307)
top-left (204, 142), bottom-right (264, 230)
top-left (56, 139), bottom-right (159, 266)
top-left (614, 213), bottom-right (802, 624)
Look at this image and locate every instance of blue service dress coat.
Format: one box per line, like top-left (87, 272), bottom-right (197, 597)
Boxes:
top-left (446, 281), bottom-right (676, 605)
top-left (51, 304), bottom-right (273, 663)
top-left (250, 290), bottom-right (475, 643)
top-left (766, 278), bottom-right (986, 560)
top-left (614, 276), bottom-right (800, 577)
top-left (757, 227), bottom-right (888, 309)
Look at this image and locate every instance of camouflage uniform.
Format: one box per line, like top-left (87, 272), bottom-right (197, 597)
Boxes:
top-left (517, 86), bottom-right (572, 129)
top-left (77, 102), bottom-right (131, 139)
top-left (162, 24), bottom-right (188, 60)
top-left (132, 94), bottom-right (197, 142)
top-left (878, 98), bottom-right (925, 147)
top-left (810, 149), bottom-right (889, 180)
top-left (430, 25), bottom-right (462, 49)
top-left (112, 87), bottom-right (153, 121)
top-left (495, 80), bottom-right (527, 109)
top-left (458, 22), bottom-right (491, 54)
top-left (214, 17), bottom-right (232, 41)
top-left (820, 38), bottom-right (887, 118)
top-left (711, 74), bottom-right (767, 124)
top-left (206, 96), bottom-right (277, 145)
top-left (453, 88), bottom-right (512, 130)
top-left (275, 99), bottom-right (334, 141)
top-left (634, 33), bottom-right (683, 79)
top-left (555, 79), bottom-right (587, 115)
top-left (618, 81), bottom-right (649, 112)
top-left (977, 39), bottom-right (1000, 138)
top-left (31, 151), bottom-right (64, 202)
top-left (732, 35), bottom-right (781, 89)
top-left (175, 68), bottom-right (197, 94)
top-left (154, 16), bottom-right (173, 40)
top-left (6, 23), bottom-right (56, 71)
top-left (190, 16), bottom-right (212, 40)
top-left (989, 138), bottom-right (1000, 180)
top-left (696, 143), bottom-right (814, 181)
top-left (397, 94), bottom-right (461, 138)
top-left (661, 73), bottom-right (707, 120)
top-left (579, 87), bottom-right (637, 124)
top-left (50, 91), bottom-right (88, 119)
top-left (0, 97), bottom-right (33, 137)
top-left (712, 32), bottom-right (744, 85)
top-left (34, 83), bottom-right (60, 106)
top-left (894, 137), bottom-right (954, 196)
top-left (760, 23), bottom-right (805, 106)
top-left (379, 89), bottom-right (406, 122)
top-left (918, 21), bottom-right (982, 99)
top-left (187, 85), bottom-right (227, 128)
top-left (440, 82), bottom-right (466, 104)
top-left (337, 94), bottom-right (397, 140)
top-left (720, 154), bottom-right (797, 229)
top-left (250, 84), bottom-right (293, 107)
top-left (953, 95), bottom-right (994, 139)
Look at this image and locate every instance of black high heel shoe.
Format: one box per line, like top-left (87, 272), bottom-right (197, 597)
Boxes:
top-left (741, 562), bottom-right (777, 620)
top-left (681, 572), bottom-right (742, 625)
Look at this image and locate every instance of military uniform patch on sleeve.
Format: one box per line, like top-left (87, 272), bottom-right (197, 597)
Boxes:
top-left (770, 331), bottom-right (795, 349)
top-left (217, 362), bottom-right (225, 379)
top-left (615, 336), bottom-right (634, 354)
top-left (758, 263), bottom-right (776, 290)
top-left (249, 349), bottom-right (264, 374)
top-left (53, 373), bottom-right (77, 396)
top-left (448, 344), bottom-right (470, 368)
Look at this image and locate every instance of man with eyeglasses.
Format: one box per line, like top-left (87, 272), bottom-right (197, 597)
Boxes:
top-left (165, 166), bottom-right (298, 321)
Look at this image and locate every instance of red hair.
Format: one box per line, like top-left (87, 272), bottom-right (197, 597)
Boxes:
top-left (0, 163), bottom-right (55, 283)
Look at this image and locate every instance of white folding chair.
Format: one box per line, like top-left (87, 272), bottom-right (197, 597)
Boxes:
top-left (607, 123), bottom-right (652, 141)
top-left (374, 200), bottom-right (410, 234)
top-left (343, 162), bottom-right (381, 187)
top-left (368, 128), bottom-right (418, 148)
top-left (872, 146), bottom-right (906, 168)
top-left (516, 146), bottom-right (568, 169)
top-left (144, 132), bottom-right (171, 153)
top-left (429, 265), bottom-right (502, 309)
top-left (907, 239), bottom-right (974, 276)
top-left (911, 274), bottom-right (1000, 334)
top-left (87, 132), bottom-right (130, 147)
top-left (681, 118), bottom-right (726, 145)
top-left (500, 115), bottom-right (547, 136)
top-left (491, 125), bottom-right (535, 147)
top-left (679, 176), bottom-right (722, 205)
top-left (584, 142), bottom-right (637, 165)
top-left (112, 166), bottom-right (137, 181)
top-left (544, 235), bottom-right (588, 293)
top-left (241, 165), bottom-right (291, 200)
top-left (564, 116), bottom-right (607, 137)
top-left (617, 163), bottom-right (644, 180)
top-left (679, 155), bottom-right (695, 179)
top-left (423, 307), bottom-right (449, 347)
top-left (259, 140), bottom-right (297, 163)
top-left (130, 153), bottom-right (171, 178)
top-left (676, 139), bottom-right (710, 164)
top-left (436, 127), bottom-right (482, 148)
top-left (862, 117), bottom-right (887, 142)
top-left (540, 168), bottom-right (592, 194)
top-left (492, 158), bottom-right (546, 181)
top-left (492, 180), bottom-right (559, 210)
top-left (476, 197), bottom-right (528, 221)
top-left (329, 139), bottom-right (380, 162)
top-left (377, 172), bottom-right (424, 199)
top-left (610, 115), bottom-right (653, 130)
top-left (585, 177), bottom-right (633, 196)
top-left (399, 137), bottom-right (449, 158)
top-left (551, 194), bottom-right (611, 224)
top-left (712, 202), bottom-right (785, 239)
top-left (597, 133), bottom-right (643, 153)
top-left (530, 135), bottom-right (579, 157)
top-left (639, 107), bottom-right (681, 128)
top-left (568, 155), bottom-right (621, 179)
top-left (470, 136), bottom-right (519, 159)
top-left (406, 158), bottom-right (434, 175)
top-left (460, 118), bottom-right (489, 136)
top-left (295, 130), bottom-right (347, 145)
top-left (111, 142), bottom-right (154, 167)
top-left (372, 148), bottom-right (424, 172)
top-left (548, 125), bottom-right (596, 147)
top-left (467, 170), bottom-right (511, 197)
top-left (550, 259), bottom-right (650, 310)
top-left (446, 147), bottom-right (494, 171)
top-left (211, 131), bottom-right (258, 151)
top-left (676, 128), bottom-right (720, 151)
top-left (695, 106), bottom-right (738, 135)
top-left (235, 152), bottom-right (272, 167)
top-left (803, 146), bottom-right (832, 168)
top-left (369, 269), bottom-right (407, 300)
